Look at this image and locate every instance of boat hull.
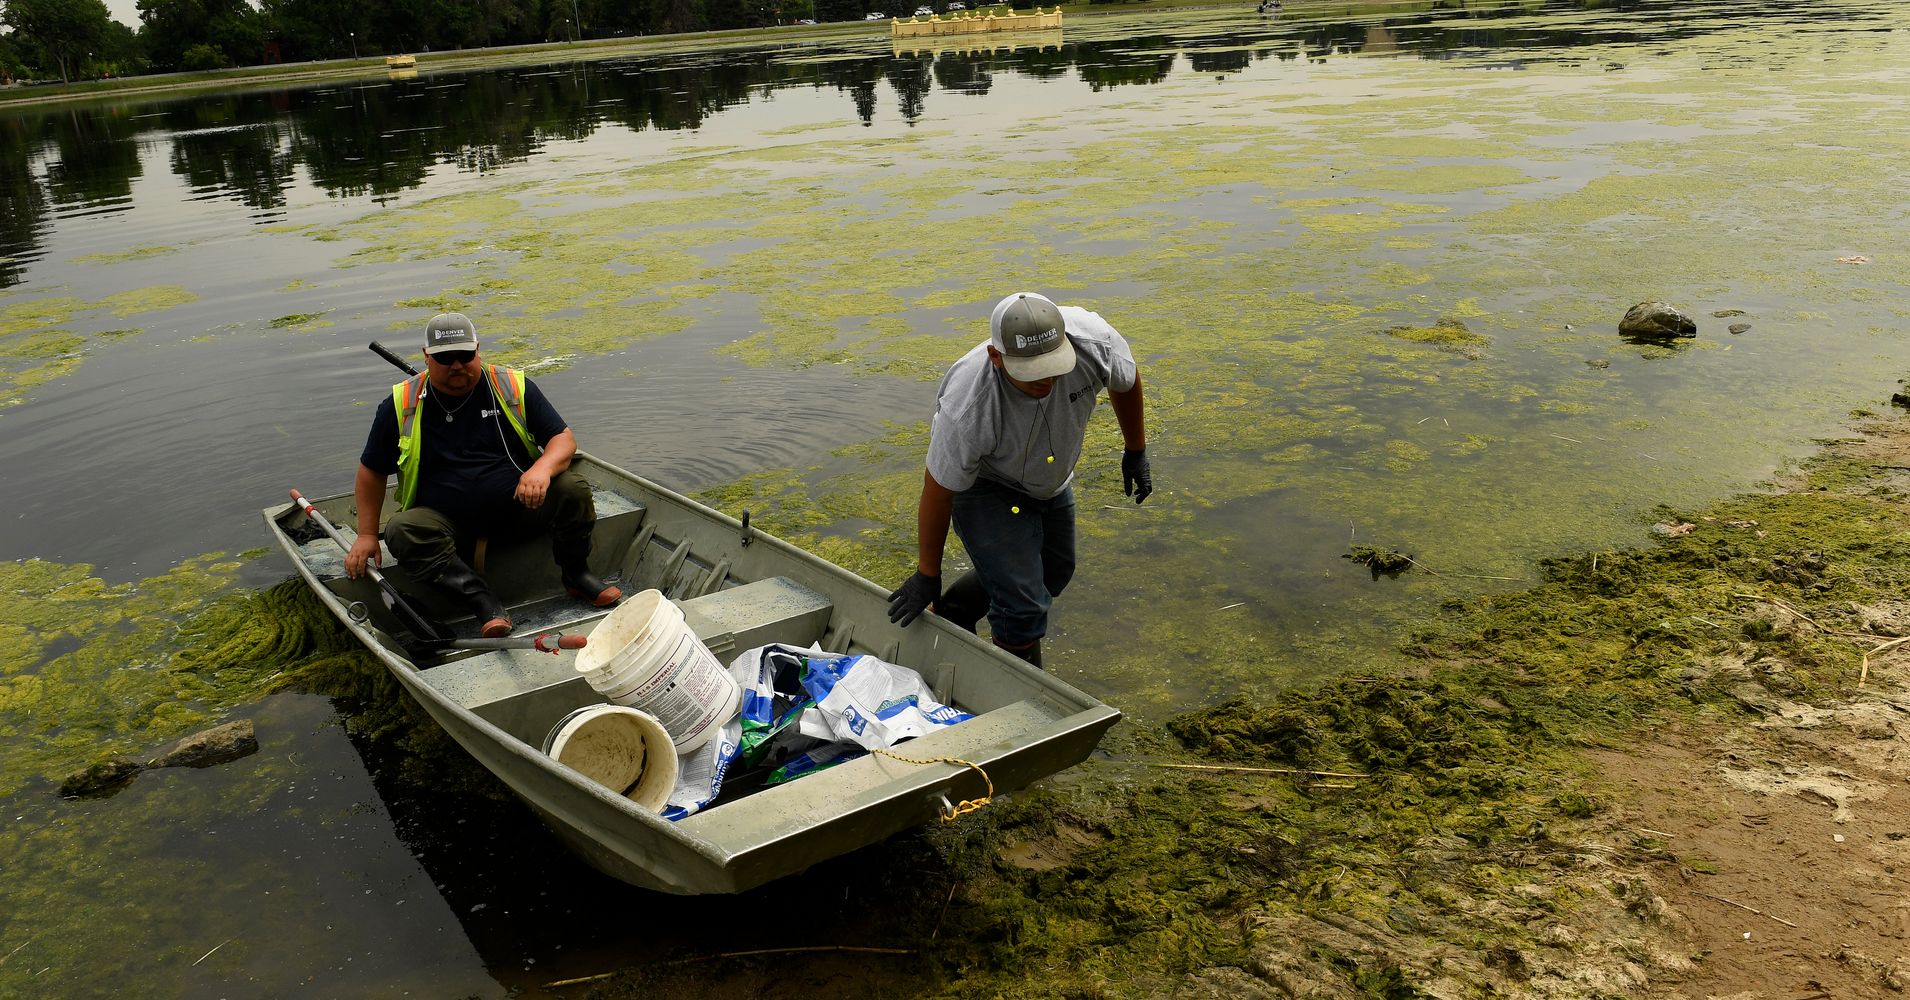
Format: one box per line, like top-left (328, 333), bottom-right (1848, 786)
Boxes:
top-left (267, 451), bottom-right (1120, 894)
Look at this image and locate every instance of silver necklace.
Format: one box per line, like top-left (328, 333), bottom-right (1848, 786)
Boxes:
top-left (435, 383), bottom-right (480, 422)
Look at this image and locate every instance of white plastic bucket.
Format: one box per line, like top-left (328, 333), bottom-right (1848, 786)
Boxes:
top-left (542, 705), bottom-right (679, 813)
top-left (575, 589), bottom-right (740, 754)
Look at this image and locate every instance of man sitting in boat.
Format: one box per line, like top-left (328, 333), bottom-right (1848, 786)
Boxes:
top-left (886, 292), bottom-right (1152, 667)
top-left (343, 312), bottom-right (620, 637)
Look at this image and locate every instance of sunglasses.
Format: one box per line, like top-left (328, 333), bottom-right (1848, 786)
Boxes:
top-left (430, 350), bottom-right (477, 366)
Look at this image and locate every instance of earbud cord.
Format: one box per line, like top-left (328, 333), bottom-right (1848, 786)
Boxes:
top-left (489, 375), bottom-right (530, 475)
top-left (1019, 391), bottom-right (1057, 485)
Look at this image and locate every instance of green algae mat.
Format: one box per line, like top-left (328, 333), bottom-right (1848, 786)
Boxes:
top-left (7, 2), bottom-right (1910, 994)
top-left (601, 413), bottom-right (1910, 998)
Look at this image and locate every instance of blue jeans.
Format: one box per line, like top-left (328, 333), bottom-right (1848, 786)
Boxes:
top-left (950, 480), bottom-right (1076, 647)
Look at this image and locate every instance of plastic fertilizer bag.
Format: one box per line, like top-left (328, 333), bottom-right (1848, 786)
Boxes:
top-left (736, 644), bottom-right (863, 780)
top-left (736, 644), bottom-right (831, 769)
top-left (663, 646), bottom-right (976, 812)
top-left (663, 643), bottom-right (857, 816)
top-left (660, 714), bottom-right (740, 822)
top-left (662, 642), bottom-right (832, 820)
top-left (796, 654), bottom-right (973, 750)
top-left (766, 743), bottom-right (865, 785)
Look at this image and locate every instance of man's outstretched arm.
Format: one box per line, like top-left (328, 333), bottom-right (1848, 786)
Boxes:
top-left (889, 470), bottom-right (956, 626)
top-left (1109, 374), bottom-right (1152, 504)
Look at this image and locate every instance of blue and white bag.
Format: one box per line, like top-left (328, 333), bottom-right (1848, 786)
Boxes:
top-left (796, 653), bottom-right (973, 750)
top-left (662, 643), bottom-right (843, 819)
top-left (660, 645), bottom-right (975, 819)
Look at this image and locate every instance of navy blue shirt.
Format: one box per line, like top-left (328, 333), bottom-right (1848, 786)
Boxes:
top-left (360, 374), bottom-right (568, 524)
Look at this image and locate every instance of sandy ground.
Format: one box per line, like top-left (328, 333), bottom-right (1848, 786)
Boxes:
top-left (1596, 709), bottom-right (1910, 1000)
top-left (1600, 423), bottom-right (1910, 1000)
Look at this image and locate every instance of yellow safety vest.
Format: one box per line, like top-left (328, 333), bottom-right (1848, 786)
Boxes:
top-left (392, 365), bottom-right (540, 511)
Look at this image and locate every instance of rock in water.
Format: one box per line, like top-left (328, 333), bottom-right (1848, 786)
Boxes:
top-left (148, 719), bottom-right (258, 769)
top-left (1618, 301), bottom-right (1697, 339)
top-left (60, 758), bottom-right (145, 798)
top-left (56, 719), bottom-right (259, 799)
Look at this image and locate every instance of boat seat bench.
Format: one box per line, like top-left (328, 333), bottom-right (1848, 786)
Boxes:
top-left (376, 486), bottom-right (648, 611)
top-left (304, 486), bottom-right (650, 633)
top-left (432, 575), bottom-right (835, 748)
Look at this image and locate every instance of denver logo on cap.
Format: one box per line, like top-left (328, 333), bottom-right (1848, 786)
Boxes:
top-left (990, 293), bottom-right (1077, 381)
top-left (423, 312), bottom-right (479, 354)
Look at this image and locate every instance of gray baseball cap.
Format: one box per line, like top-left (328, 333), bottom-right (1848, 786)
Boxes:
top-left (989, 292), bottom-right (1076, 381)
top-left (423, 312), bottom-right (478, 355)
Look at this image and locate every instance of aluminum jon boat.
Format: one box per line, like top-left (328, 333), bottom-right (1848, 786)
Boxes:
top-left (263, 451), bottom-right (1121, 894)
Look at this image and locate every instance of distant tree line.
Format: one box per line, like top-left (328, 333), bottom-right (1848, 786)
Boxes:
top-left (4, 0), bottom-right (1010, 82)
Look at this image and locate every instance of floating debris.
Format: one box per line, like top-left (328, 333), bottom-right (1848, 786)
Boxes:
top-left (1346, 544), bottom-right (1413, 576)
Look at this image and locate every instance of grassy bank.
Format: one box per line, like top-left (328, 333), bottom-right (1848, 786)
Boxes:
top-left (0, 23), bottom-right (868, 109)
top-left (0, 0), bottom-right (1389, 109)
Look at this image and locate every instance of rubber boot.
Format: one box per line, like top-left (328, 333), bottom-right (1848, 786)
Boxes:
top-left (934, 570), bottom-right (988, 634)
top-left (562, 566), bottom-right (622, 607)
top-left (555, 540), bottom-right (621, 607)
top-left (435, 556), bottom-right (513, 638)
top-left (995, 638), bottom-right (1042, 669)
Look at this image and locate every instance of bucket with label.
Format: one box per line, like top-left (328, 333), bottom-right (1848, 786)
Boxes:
top-left (575, 589), bottom-right (740, 754)
top-left (542, 705), bottom-right (679, 812)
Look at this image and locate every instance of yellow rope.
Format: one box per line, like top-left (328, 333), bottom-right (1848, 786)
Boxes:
top-left (870, 747), bottom-right (993, 822)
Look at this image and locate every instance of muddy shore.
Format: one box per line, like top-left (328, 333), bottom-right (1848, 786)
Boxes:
top-left (561, 398), bottom-right (1910, 999)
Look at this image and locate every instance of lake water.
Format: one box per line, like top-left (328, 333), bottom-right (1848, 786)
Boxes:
top-left (4, 0), bottom-right (1909, 994)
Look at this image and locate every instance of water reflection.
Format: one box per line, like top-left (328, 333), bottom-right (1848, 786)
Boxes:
top-left (174, 123), bottom-right (295, 218)
top-left (3, 0), bottom-right (1888, 289)
top-left (40, 110), bottom-right (144, 212)
top-left (0, 117), bottom-right (49, 287)
top-left (1078, 35), bottom-right (1178, 91)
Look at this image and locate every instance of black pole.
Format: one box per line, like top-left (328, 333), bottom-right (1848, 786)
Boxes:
top-left (370, 341), bottom-right (418, 376)
top-left (290, 490), bottom-right (451, 647)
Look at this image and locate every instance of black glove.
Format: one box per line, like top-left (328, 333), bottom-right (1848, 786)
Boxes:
top-left (1122, 448), bottom-right (1153, 505)
top-left (887, 570), bottom-right (941, 627)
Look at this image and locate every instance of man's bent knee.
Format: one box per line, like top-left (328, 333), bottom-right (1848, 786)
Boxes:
top-left (383, 507), bottom-right (458, 579)
top-left (548, 471), bottom-right (598, 536)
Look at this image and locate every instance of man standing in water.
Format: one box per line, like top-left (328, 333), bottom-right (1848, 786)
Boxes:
top-left (886, 292), bottom-right (1152, 667)
top-left (344, 312), bottom-right (619, 637)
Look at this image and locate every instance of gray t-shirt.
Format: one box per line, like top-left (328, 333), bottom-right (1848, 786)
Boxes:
top-left (926, 306), bottom-right (1138, 499)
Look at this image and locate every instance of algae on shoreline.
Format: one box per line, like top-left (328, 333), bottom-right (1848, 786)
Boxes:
top-left (0, 559), bottom-right (360, 797)
top-left (609, 414), bottom-right (1910, 999)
